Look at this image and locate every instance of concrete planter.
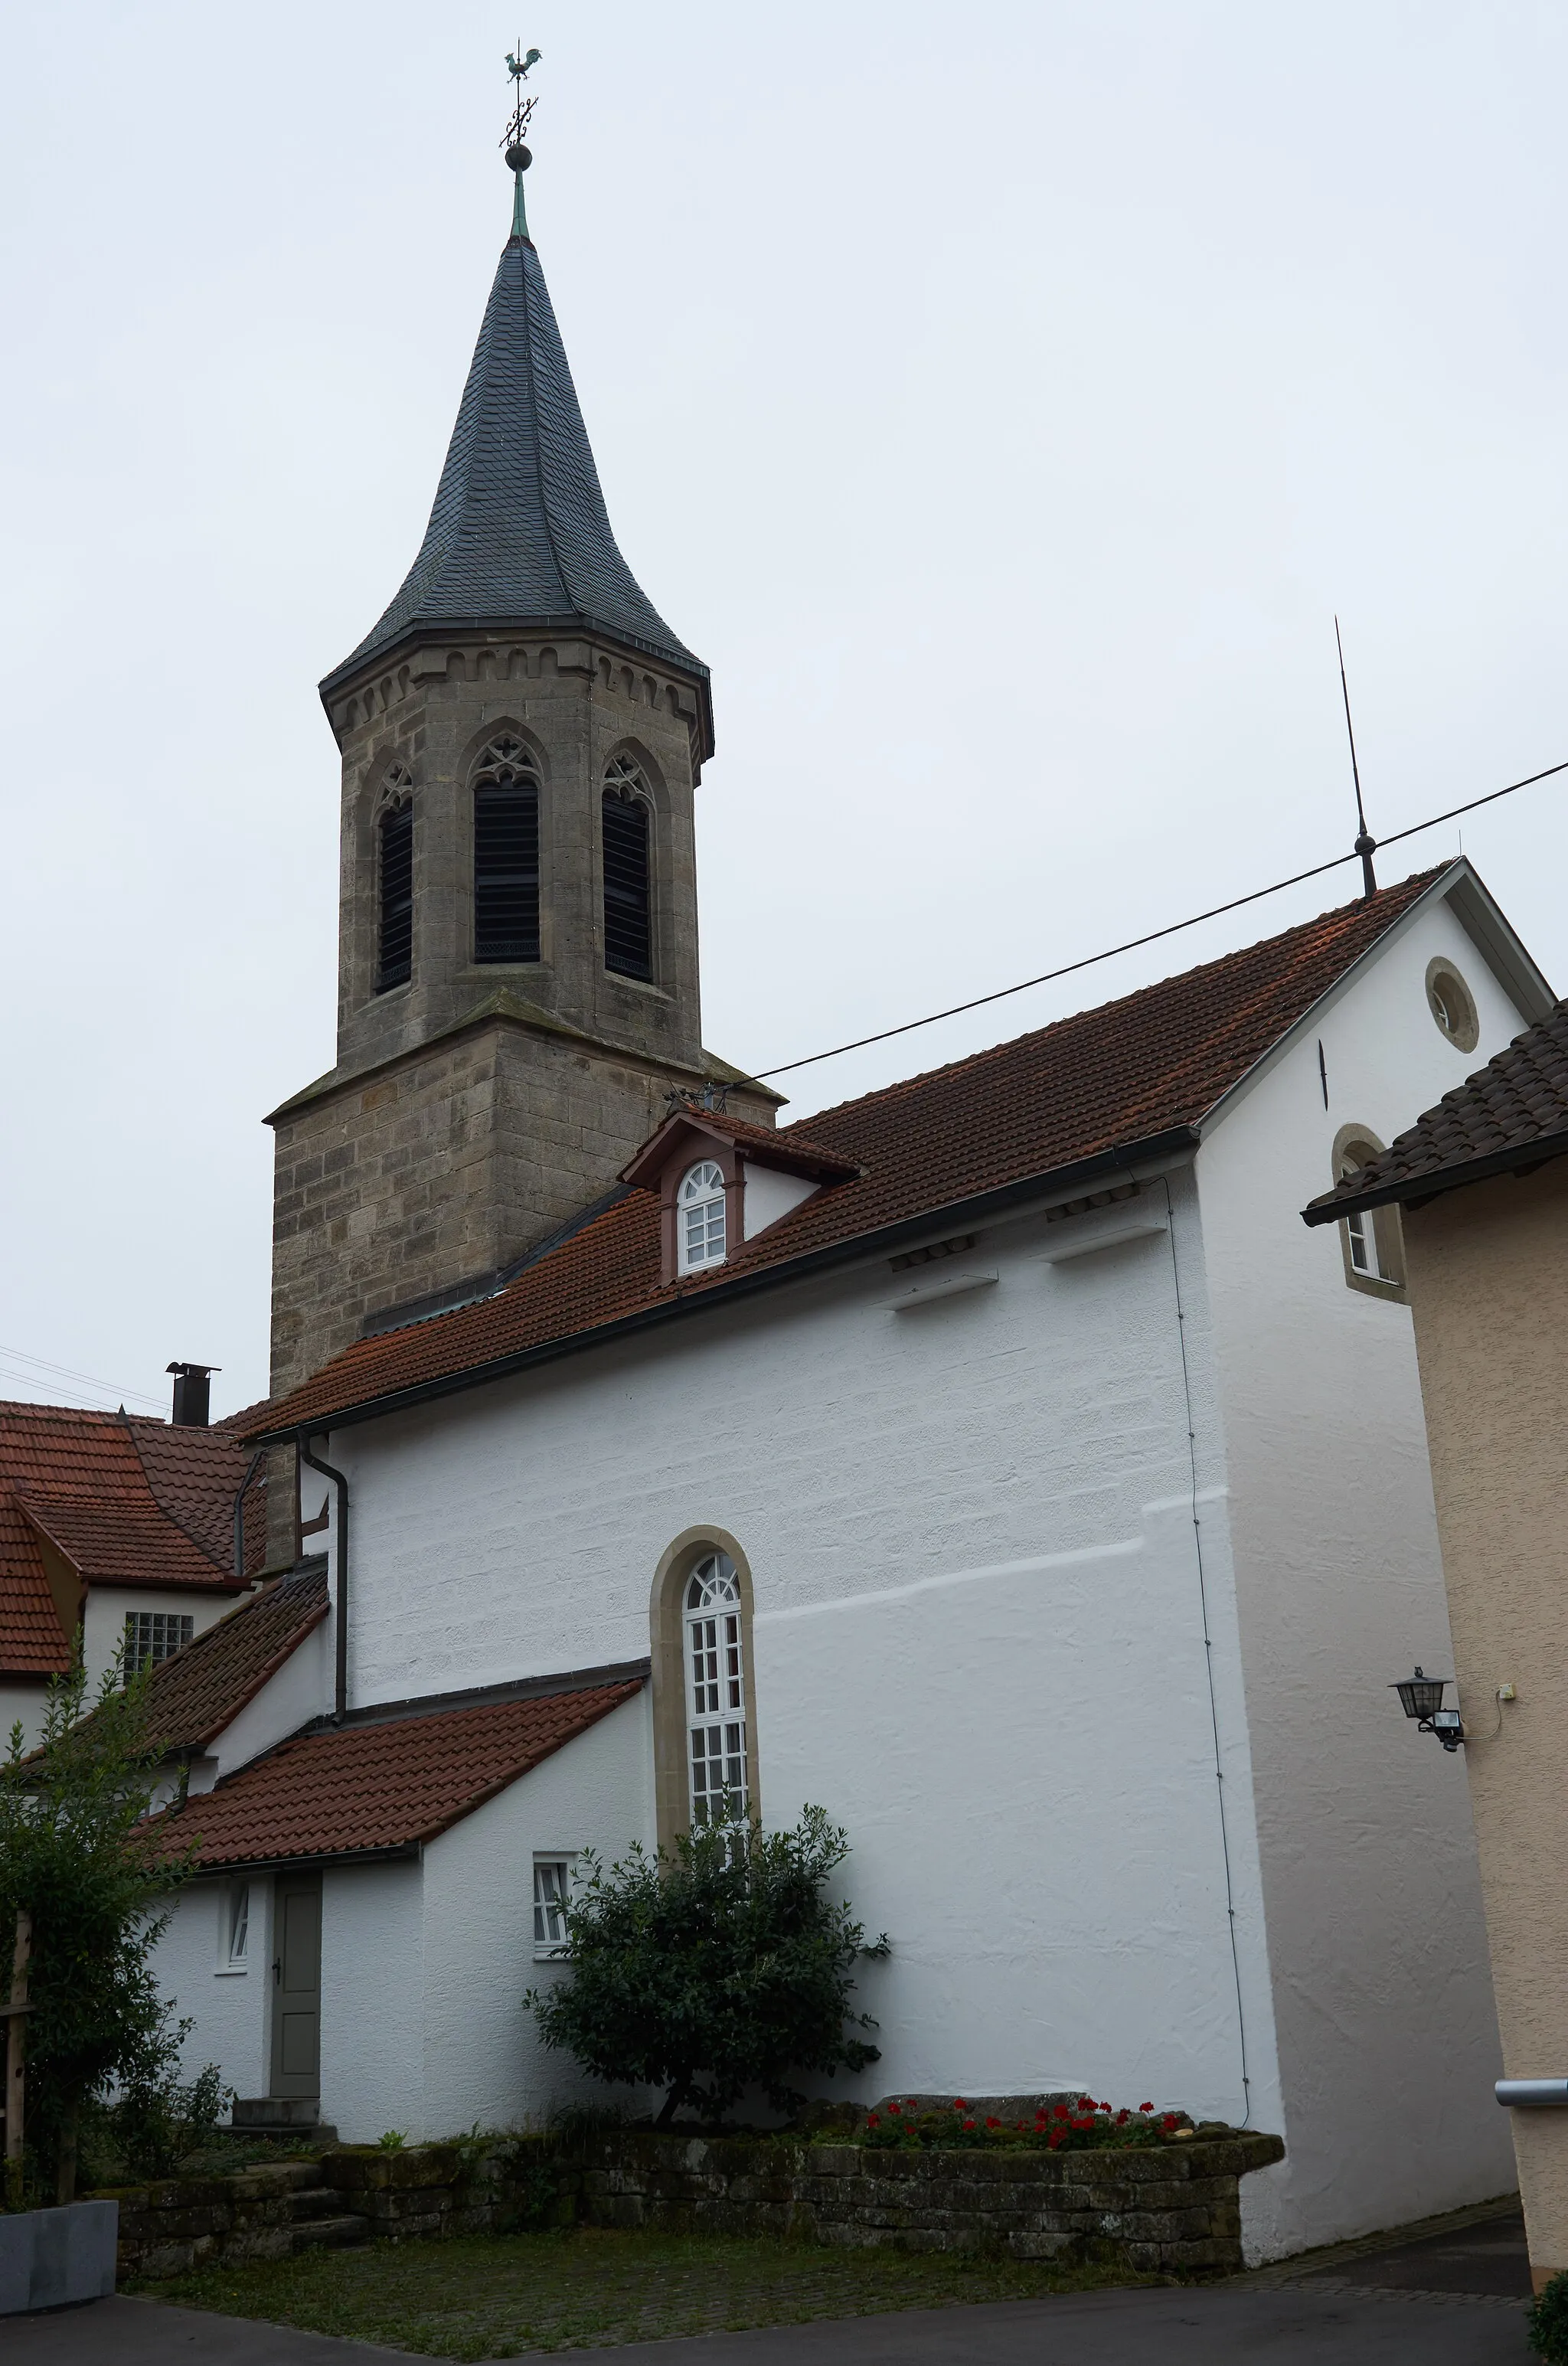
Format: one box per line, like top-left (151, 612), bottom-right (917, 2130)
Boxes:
top-left (0, 2200), bottom-right (119, 2315)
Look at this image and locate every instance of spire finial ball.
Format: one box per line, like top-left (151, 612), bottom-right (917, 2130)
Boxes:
top-left (505, 142), bottom-right (532, 172)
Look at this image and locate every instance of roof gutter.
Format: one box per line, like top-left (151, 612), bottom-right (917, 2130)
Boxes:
top-left (1302, 1126), bottom-right (1568, 1228)
top-left (250, 1126), bottom-right (1201, 1446)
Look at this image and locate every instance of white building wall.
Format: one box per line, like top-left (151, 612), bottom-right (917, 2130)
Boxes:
top-left (319, 1858), bottom-right (423, 2143)
top-left (154, 1875), bottom-right (272, 2102)
top-left (325, 1172), bottom-right (1281, 2154)
top-left (82, 1585), bottom-right (233, 1693)
top-left (205, 1620), bottom-right (332, 1785)
top-left (1197, 891), bottom-right (1521, 2257)
top-left (0, 1681), bottom-right (48, 1754)
top-left (413, 1692), bottom-right (656, 2143)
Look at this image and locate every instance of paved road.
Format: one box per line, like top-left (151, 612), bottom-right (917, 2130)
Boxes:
top-left (6, 2281), bottom-right (1531, 2365)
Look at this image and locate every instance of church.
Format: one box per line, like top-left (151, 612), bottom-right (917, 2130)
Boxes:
top-left (132, 126), bottom-right (1547, 2264)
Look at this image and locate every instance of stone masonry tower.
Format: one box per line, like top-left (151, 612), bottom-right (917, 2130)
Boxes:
top-left (268, 115), bottom-right (776, 1403)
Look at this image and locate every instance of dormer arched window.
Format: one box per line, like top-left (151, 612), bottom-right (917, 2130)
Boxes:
top-left (375, 781), bottom-right (414, 993)
top-left (678, 1160), bottom-right (727, 1272)
top-left (472, 736), bottom-right (541, 964)
top-left (602, 753), bottom-right (653, 981)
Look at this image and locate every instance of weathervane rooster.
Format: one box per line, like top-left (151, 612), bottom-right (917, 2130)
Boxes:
top-left (501, 43), bottom-right (542, 162)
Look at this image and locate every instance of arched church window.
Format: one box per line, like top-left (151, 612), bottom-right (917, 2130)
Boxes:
top-left (602, 753), bottom-right (653, 981)
top-left (684, 1551), bottom-right (748, 1832)
top-left (678, 1161), bottom-right (727, 1273)
top-left (472, 737), bottom-right (541, 964)
top-left (375, 792), bottom-right (413, 992)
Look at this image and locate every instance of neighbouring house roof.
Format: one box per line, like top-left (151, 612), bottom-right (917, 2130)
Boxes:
top-left (136, 1565), bottom-right (330, 1755)
top-left (149, 1677), bottom-right (643, 1870)
top-left (0, 1404), bottom-right (260, 1680)
top-left (247, 867), bottom-right (1468, 1443)
top-left (319, 231), bottom-right (704, 707)
top-left (1303, 1000), bottom-right (1568, 1224)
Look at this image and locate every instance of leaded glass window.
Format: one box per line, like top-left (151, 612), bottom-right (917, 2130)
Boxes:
top-left (684, 1551), bottom-right (747, 1832)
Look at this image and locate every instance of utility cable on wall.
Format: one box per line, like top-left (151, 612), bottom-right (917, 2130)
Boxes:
top-left (755, 756), bottom-right (1568, 1081)
top-left (1160, 1173), bottom-right (1253, 2127)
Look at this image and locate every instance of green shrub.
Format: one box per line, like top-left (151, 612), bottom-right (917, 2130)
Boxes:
top-left (1529, 2267), bottom-right (1568, 2361)
top-left (526, 1807), bottom-right (887, 2126)
top-left (0, 1658), bottom-right (199, 2203)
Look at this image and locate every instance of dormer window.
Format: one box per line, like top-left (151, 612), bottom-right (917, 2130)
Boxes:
top-left (678, 1161), bottom-right (727, 1272)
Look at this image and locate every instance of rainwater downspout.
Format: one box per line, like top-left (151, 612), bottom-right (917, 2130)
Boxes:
top-left (297, 1433), bottom-right (349, 1723)
top-left (232, 1449), bottom-right (266, 1578)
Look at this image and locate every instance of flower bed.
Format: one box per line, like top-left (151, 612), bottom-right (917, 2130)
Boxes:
top-left (864, 2095), bottom-right (1199, 2154)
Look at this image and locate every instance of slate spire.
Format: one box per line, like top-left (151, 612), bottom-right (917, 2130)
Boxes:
top-left (322, 153), bottom-right (704, 698)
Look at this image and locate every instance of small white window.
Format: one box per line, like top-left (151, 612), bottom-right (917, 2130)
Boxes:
top-left (677, 1161), bottom-right (727, 1272)
top-left (227, 1883), bottom-right (250, 1967)
top-left (684, 1552), bottom-right (748, 1834)
top-left (124, 1612), bottom-right (194, 1676)
top-left (533, 1858), bottom-right (574, 1956)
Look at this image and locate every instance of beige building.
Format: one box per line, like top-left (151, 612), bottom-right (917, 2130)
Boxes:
top-left (1305, 992), bottom-right (1568, 2291)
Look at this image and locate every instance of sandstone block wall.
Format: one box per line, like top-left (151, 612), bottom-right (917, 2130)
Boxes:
top-left (107, 2130), bottom-right (1285, 2285)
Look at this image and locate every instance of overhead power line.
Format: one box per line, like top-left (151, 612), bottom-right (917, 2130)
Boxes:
top-left (754, 757), bottom-right (1568, 1081)
top-left (0, 1342), bottom-right (165, 1413)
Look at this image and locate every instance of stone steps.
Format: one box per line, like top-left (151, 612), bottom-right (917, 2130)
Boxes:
top-left (283, 2210), bottom-right (369, 2255)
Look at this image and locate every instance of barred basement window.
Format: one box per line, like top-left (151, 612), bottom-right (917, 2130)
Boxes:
top-left (124, 1612), bottom-right (194, 1675)
top-left (677, 1161), bottom-right (727, 1273)
top-left (602, 755), bottom-right (653, 980)
top-left (472, 737), bottom-right (541, 963)
top-left (533, 1858), bottom-right (573, 1956)
top-left (376, 796), bottom-right (413, 991)
top-left (685, 1552), bottom-right (748, 1834)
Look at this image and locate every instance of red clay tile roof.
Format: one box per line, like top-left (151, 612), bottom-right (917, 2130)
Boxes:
top-left (0, 1498), bottom-right (71, 1679)
top-left (0, 1403), bottom-right (257, 1678)
top-left (1305, 999), bottom-right (1568, 1223)
top-left (252, 868), bottom-right (1449, 1440)
top-left (151, 1678), bottom-right (642, 1868)
top-left (620, 1106), bottom-right (861, 1189)
top-left (138, 1567), bottom-right (329, 1753)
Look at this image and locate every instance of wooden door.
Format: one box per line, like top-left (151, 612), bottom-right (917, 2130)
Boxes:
top-left (270, 1873), bottom-right (322, 2100)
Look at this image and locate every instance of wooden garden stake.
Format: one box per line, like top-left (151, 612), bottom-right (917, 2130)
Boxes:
top-left (4, 1908), bottom-right (31, 2210)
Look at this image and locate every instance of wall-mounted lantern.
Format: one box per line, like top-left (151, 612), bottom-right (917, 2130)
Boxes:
top-left (1390, 1666), bottom-right (1465, 1752)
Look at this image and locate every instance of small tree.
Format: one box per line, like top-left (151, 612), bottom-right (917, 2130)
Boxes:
top-left (0, 1659), bottom-right (194, 2204)
top-left (527, 1806), bottom-right (887, 2127)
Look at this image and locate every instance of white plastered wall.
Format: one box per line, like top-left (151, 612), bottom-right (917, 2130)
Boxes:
top-left (321, 1176), bottom-right (1279, 2159)
top-left (155, 1875), bottom-right (273, 2103)
top-left (1197, 884), bottom-right (1522, 2257)
top-left (315, 1694), bottom-right (655, 2144)
top-left (81, 1585), bottom-right (234, 1694)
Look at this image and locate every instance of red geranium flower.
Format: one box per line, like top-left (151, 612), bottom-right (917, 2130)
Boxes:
top-left (1139, 2103), bottom-right (1153, 2113)
top-left (963, 2119), bottom-right (975, 2131)
top-left (888, 2103), bottom-right (901, 2116)
top-left (1047, 2131), bottom-right (1064, 2150)
top-left (867, 2113), bottom-right (880, 2127)
top-left (985, 2116), bottom-right (1001, 2129)
top-left (1053, 2103), bottom-right (1069, 2120)
top-left (1116, 2110), bottom-right (1129, 2125)
top-left (1161, 2114), bottom-right (1178, 2129)
top-left (953, 2098), bottom-right (967, 2110)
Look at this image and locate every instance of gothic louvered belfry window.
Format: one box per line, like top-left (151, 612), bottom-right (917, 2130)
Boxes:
top-left (602, 753), bottom-right (653, 980)
top-left (472, 737), bottom-right (541, 963)
top-left (684, 1551), bottom-right (748, 1833)
top-left (375, 796), bottom-right (414, 992)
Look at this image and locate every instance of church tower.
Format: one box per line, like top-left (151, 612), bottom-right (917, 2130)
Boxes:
top-left (268, 93), bottom-right (776, 1402)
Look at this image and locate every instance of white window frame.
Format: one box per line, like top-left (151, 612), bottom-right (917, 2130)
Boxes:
top-left (684, 1551), bottom-right (749, 1835)
top-left (533, 1855), bottom-right (576, 1958)
top-left (677, 1161), bottom-right (727, 1273)
top-left (1344, 1203), bottom-right (1389, 1281)
top-left (216, 1878), bottom-right (253, 1975)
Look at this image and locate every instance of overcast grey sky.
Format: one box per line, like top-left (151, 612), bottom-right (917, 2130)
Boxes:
top-left (4, 2), bottom-right (1566, 1420)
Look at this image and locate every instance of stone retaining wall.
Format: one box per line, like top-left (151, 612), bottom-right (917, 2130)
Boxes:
top-left (103, 2127), bottom-right (1285, 2285)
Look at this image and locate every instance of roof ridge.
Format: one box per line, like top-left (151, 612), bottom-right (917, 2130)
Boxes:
top-left (785, 867), bottom-right (1447, 1138)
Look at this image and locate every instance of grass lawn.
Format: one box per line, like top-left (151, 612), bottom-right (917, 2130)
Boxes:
top-left (139, 2224), bottom-right (1159, 2358)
